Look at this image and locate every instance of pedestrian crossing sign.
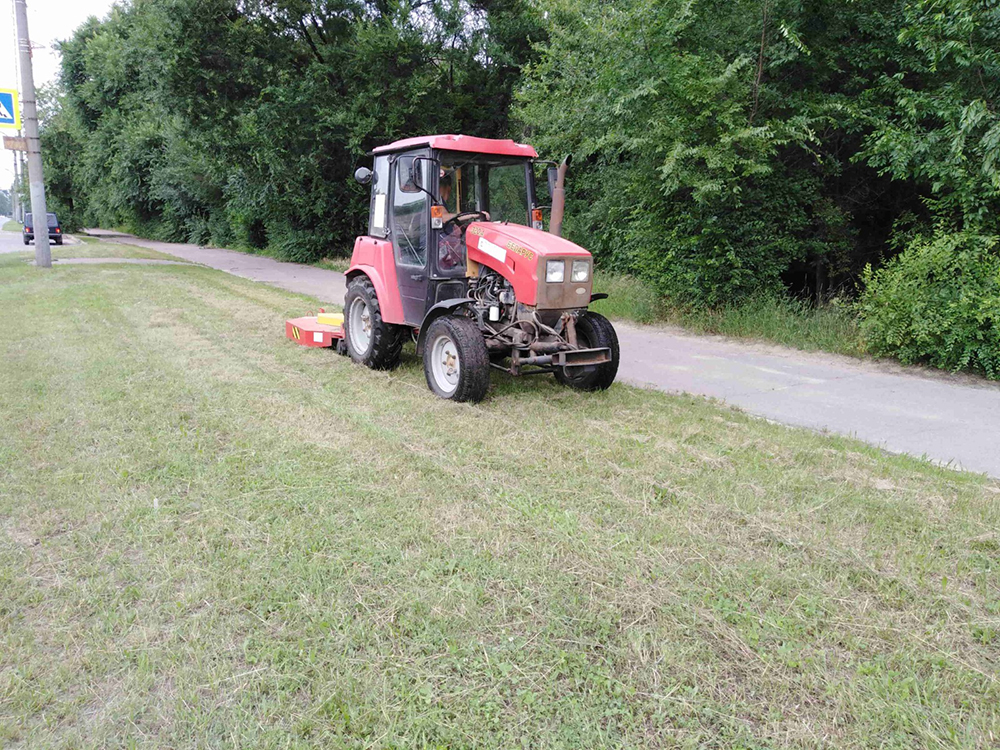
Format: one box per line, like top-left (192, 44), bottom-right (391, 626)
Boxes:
top-left (0, 89), bottom-right (21, 130)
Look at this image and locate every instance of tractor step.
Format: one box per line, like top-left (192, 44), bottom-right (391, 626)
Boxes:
top-left (286, 316), bottom-right (345, 348)
top-left (553, 347), bottom-right (612, 368)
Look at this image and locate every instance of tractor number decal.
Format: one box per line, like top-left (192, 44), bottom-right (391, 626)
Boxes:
top-left (506, 241), bottom-right (534, 261)
top-left (468, 226), bottom-right (485, 237)
top-left (477, 237), bottom-right (507, 264)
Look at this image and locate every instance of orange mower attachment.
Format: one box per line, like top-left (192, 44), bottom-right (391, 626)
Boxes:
top-left (285, 309), bottom-right (345, 350)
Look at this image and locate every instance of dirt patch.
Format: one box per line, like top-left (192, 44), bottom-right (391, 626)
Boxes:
top-left (3, 519), bottom-right (39, 547)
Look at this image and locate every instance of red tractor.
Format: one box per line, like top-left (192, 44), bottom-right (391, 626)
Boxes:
top-left (344, 134), bottom-right (619, 402)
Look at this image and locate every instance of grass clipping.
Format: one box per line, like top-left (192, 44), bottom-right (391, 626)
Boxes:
top-left (0, 255), bottom-right (998, 748)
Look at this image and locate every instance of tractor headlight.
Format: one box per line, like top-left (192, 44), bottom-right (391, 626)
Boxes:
top-left (545, 260), bottom-right (565, 283)
top-left (571, 260), bottom-right (590, 282)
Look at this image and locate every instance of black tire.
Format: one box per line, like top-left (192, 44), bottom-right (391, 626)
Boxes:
top-left (55, 238), bottom-right (63, 245)
top-left (22, 238), bottom-right (29, 245)
top-left (555, 312), bottom-right (620, 391)
top-left (423, 315), bottom-right (490, 402)
top-left (343, 275), bottom-right (405, 370)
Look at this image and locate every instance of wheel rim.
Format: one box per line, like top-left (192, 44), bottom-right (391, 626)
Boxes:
top-left (430, 333), bottom-right (460, 394)
top-left (348, 297), bottom-right (373, 354)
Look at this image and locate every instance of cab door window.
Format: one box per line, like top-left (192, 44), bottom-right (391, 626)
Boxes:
top-left (369, 156), bottom-right (389, 237)
top-left (437, 166), bottom-right (467, 276)
top-left (392, 156), bottom-right (428, 267)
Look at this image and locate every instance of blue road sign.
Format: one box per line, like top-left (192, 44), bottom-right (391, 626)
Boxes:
top-left (0, 89), bottom-right (21, 130)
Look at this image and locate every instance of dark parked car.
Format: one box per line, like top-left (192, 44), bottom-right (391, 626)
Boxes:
top-left (23, 212), bottom-right (63, 245)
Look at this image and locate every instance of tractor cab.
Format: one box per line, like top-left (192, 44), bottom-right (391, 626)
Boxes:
top-left (355, 135), bottom-right (543, 327)
top-left (345, 134), bottom-right (619, 402)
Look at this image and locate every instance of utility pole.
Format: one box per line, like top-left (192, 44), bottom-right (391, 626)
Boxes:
top-left (14, 0), bottom-right (49, 267)
top-left (11, 146), bottom-right (18, 220)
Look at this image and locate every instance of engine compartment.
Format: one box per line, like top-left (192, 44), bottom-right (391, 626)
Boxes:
top-left (468, 268), bottom-right (585, 362)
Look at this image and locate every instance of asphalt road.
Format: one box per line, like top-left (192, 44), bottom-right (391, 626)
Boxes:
top-left (69, 230), bottom-right (1000, 477)
top-left (0, 226), bottom-right (79, 253)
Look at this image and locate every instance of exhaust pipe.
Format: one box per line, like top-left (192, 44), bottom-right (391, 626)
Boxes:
top-left (549, 154), bottom-right (572, 238)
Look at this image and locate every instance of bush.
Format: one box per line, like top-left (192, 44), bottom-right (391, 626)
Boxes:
top-left (859, 233), bottom-right (1000, 378)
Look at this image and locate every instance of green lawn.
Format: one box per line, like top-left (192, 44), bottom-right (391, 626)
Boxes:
top-left (49, 240), bottom-right (179, 261)
top-left (2, 256), bottom-right (998, 748)
top-left (7, 239), bottom-right (180, 261)
top-left (3, 219), bottom-right (22, 232)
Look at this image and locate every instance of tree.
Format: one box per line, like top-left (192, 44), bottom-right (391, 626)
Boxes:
top-left (861, 0), bottom-right (1000, 230)
top-left (516, 0), bottom-right (947, 305)
top-left (43, 0), bottom-right (544, 260)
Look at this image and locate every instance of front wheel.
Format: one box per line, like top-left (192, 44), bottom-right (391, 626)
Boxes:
top-left (423, 316), bottom-right (490, 402)
top-left (555, 312), bottom-right (620, 391)
top-left (343, 275), bottom-right (405, 370)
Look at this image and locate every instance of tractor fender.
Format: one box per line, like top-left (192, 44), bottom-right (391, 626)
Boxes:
top-left (345, 236), bottom-right (406, 325)
top-left (345, 266), bottom-right (406, 325)
top-left (416, 298), bottom-right (476, 356)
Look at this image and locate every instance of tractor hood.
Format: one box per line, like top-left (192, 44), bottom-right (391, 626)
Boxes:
top-left (465, 222), bottom-right (593, 309)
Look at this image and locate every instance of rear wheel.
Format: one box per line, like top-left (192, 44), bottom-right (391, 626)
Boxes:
top-left (423, 316), bottom-right (490, 402)
top-left (343, 275), bottom-right (404, 370)
top-left (555, 312), bottom-right (619, 391)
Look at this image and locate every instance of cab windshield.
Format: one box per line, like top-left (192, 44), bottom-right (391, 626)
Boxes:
top-left (439, 155), bottom-right (530, 226)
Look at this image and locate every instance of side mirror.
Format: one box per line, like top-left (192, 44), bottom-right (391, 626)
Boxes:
top-left (398, 157), bottom-right (419, 193)
top-left (354, 167), bottom-right (373, 185)
top-left (547, 166), bottom-right (558, 199)
top-left (410, 160), bottom-right (424, 191)
top-left (399, 156), bottom-right (435, 194)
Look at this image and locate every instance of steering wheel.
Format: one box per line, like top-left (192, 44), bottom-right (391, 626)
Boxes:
top-left (443, 211), bottom-right (489, 233)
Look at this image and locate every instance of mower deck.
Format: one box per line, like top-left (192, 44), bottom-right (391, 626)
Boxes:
top-left (285, 315), bottom-right (345, 348)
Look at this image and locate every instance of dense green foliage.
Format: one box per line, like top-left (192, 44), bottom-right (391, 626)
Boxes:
top-left (517, 0), bottom-right (1000, 306)
top-left (860, 232), bottom-right (1000, 377)
top-left (858, 0), bottom-right (1000, 374)
top-left (43, 0), bottom-right (542, 258)
top-left (36, 0), bottom-right (1000, 373)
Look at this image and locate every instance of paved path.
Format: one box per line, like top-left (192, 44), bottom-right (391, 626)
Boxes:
top-left (0, 229), bottom-right (81, 253)
top-left (86, 230), bottom-right (343, 301)
top-left (85, 229), bottom-right (1000, 478)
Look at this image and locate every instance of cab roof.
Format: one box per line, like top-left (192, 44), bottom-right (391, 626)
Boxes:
top-left (372, 134), bottom-right (538, 159)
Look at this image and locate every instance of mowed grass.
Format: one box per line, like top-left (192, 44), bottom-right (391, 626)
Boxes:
top-left (8, 238), bottom-right (182, 261)
top-left (1, 256), bottom-right (998, 749)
